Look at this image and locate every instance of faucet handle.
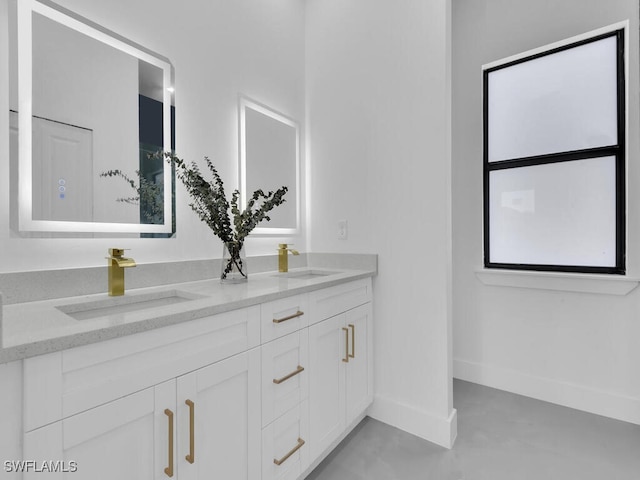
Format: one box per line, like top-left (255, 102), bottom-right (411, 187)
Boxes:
top-left (109, 248), bottom-right (129, 257)
top-left (278, 244), bottom-right (299, 254)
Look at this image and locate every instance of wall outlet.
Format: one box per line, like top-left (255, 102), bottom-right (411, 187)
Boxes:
top-left (337, 220), bottom-right (348, 240)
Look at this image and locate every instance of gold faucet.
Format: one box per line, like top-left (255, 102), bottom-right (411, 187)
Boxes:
top-left (107, 248), bottom-right (136, 296)
top-left (278, 243), bottom-right (299, 272)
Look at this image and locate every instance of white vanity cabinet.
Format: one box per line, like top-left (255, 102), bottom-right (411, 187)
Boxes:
top-left (261, 329), bottom-right (309, 428)
top-left (19, 276), bottom-right (373, 480)
top-left (344, 304), bottom-right (373, 426)
top-left (176, 348), bottom-right (261, 480)
top-left (308, 302), bottom-right (372, 460)
top-left (262, 400), bottom-right (309, 480)
top-left (24, 350), bottom-right (261, 480)
top-left (260, 294), bottom-right (311, 480)
top-left (22, 307), bottom-right (261, 479)
top-left (24, 381), bottom-right (175, 480)
top-left (260, 277), bottom-right (373, 480)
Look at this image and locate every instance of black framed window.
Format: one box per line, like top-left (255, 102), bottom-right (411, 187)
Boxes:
top-left (483, 29), bottom-right (625, 274)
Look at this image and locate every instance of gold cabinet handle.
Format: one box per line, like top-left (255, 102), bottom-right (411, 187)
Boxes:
top-left (185, 399), bottom-right (195, 464)
top-left (348, 323), bottom-right (355, 359)
top-left (273, 438), bottom-right (305, 466)
top-left (273, 365), bottom-right (305, 385)
top-left (164, 409), bottom-right (174, 477)
top-left (342, 327), bottom-right (349, 363)
top-left (273, 310), bottom-right (304, 324)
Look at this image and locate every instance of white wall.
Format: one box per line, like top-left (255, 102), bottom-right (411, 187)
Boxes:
top-left (306, 0), bottom-right (456, 447)
top-left (0, 0), bottom-right (306, 272)
top-left (452, 0), bottom-right (640, 424)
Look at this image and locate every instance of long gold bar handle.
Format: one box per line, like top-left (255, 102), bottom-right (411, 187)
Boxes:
top-left (164, 409), bottom-right (174, 477)
top-left (348, 324), bottom-right (355, 359)
top-left (342, 327), bottom-right (349, 363)
top-left (273, 310), bottom-right (304, 324)
top-left (273, 438), bottom-right (306, 466)
top-left (273, 365), bottom-right (305, 385)
top-left (185, 400), bottom-right (195, 464)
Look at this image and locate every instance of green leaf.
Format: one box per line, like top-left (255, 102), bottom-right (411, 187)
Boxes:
top-left (155, 151), bottom-right (288, 243)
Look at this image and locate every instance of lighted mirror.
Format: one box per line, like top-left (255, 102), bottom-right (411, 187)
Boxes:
top-left (239, 97), bottom-right (300, 235)
top-left (10, 0), bottom-right (175, 235)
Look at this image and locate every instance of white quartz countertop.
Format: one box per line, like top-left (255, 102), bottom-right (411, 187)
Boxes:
top-left (0, 267), bottom-right (374, 364)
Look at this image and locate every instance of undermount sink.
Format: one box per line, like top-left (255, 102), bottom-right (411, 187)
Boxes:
top-left (56, 290), bottom-right (205, 321)
top-left (272, 269), bottom-right (341, 280)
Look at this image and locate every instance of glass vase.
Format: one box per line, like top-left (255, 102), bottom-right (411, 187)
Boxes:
top-left (221, 241), bottom-right (248, 283)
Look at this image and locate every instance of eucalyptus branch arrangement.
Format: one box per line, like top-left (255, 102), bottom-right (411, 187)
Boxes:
top-left (99, 169), bottom-right (164, 224)
top-left (157, 152), bottom-right (288, 280)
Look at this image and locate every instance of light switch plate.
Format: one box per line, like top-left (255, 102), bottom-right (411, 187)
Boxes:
top-left (337, 220), bottom-right (348, 240)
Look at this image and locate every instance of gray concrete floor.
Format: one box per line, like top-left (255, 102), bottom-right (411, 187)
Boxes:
top-left (306, 379), bottom-right (640, 479)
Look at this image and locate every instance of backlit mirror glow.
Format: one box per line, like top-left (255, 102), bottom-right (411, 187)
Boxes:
top-left (12, 0), bottom-right (174, 234)
top-left (239, 97), bottom-right (300, 234)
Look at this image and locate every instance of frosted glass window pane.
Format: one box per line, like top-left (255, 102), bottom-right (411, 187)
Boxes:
top-left (489, 157), bottom-right (616, 266)
top-left (488, 36), bottom-right (618, 162)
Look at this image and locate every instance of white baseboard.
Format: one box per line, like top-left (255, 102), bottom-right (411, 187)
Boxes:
top-left (368, 394), bottom-right (457, 448)
top-left (454, 358), bottom-right (640, 425)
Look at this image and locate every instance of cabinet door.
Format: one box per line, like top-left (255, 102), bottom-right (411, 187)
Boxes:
top-left (345, 303), bottom-right (373, 425)
top-left (23, 380), bottom-right (175, 480)
top-left (177, 349), bottom-right (261, 480)
top-left (308, 314), bottom-right (347, 460)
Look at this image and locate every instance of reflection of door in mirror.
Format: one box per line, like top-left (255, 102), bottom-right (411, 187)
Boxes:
top-left (10, 112), bottom-right (94, 238)
top-left (32, 117), bottom-right (93, 222)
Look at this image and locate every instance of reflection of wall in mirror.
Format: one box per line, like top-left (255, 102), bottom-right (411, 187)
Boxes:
top-left (245, 107), bottom-right (297, 229)
top-left (31, 12), bottom-right (139, 224)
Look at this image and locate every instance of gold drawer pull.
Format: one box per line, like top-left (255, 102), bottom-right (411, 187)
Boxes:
top-left (273, 310), bottom-right (304, 324)
top-left (164, 409), bottom-right (174, 477)
top-left (348, 323), bottom-right (355, 359)
top-left (273, 438), bottom-right (305, 466)
top-left (342, 327), bottom-right (349, 363)
top-left (273, 365), bottom-right (305, 385)
top-left (185, 399), bottom-right (195, 464)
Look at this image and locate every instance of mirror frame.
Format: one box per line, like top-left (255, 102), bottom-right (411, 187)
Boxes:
top-left (238, 96), bottom-right (300, 235)
top-left (17, 0), bottom-right (174, 234)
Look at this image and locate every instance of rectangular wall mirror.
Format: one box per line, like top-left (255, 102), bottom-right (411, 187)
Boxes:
top-left (239, 96), bottom-right (300, 235)
top-left (10, 0), bottom-right (175, 235)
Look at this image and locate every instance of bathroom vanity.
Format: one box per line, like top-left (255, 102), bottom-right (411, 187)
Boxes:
top-left (0, 266), bottom-right (374, 479)
top-left (1, 2), bottom-right (375, 476)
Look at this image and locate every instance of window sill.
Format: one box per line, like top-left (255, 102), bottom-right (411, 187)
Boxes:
top-left (475, 268), bottom-right (639, 295)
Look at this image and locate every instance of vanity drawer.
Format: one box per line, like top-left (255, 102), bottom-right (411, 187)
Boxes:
top-left (261, 293), bottom-right (309, 343)
top-left (262, 329), bottom-right (309, 427)
top-left (24, 305), bottom-right (260, 432)
top-left (262, 400), bottom-right (309, 480)
top-left (308, 278), bottom-right (372, 325)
